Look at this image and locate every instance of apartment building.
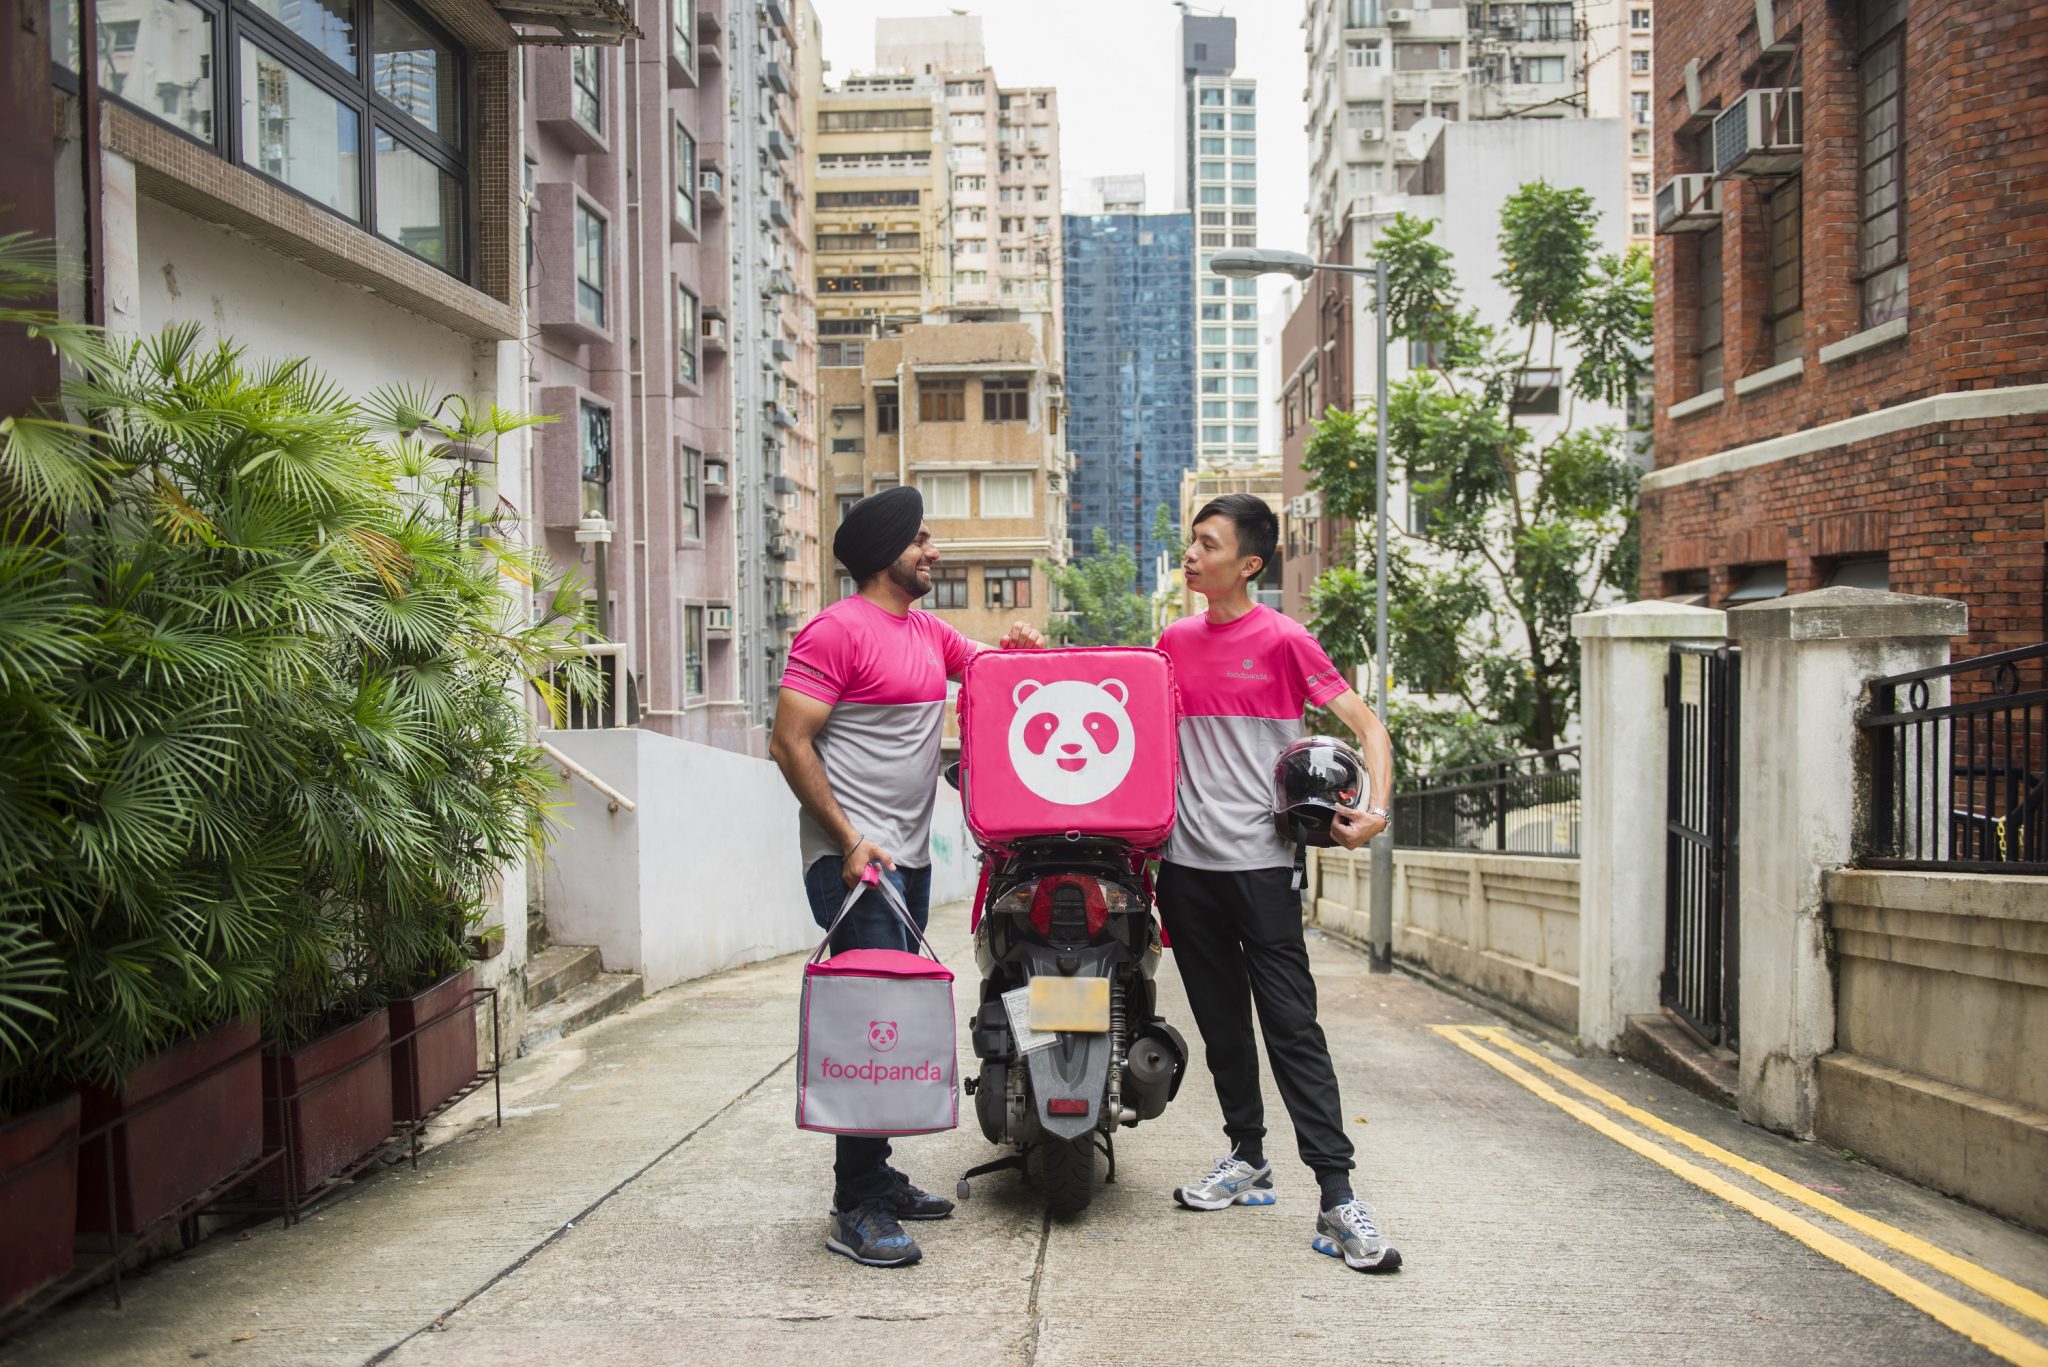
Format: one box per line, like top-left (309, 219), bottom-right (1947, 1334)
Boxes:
top-left (810, 71), bottom-right (951, 332)
top-left (1642, 0), bottom-right (2046, 647)
top-left (1174, 457), bottom-right (1288, 620)
top-left (1584, 0), bottom-right (1658, 248)
top-left (1177, 11), bottom-right (1262, 470)
top-left (1303, 0), bottom-right (1591, 261)
top-left (1063, 207), bottom-right (1195, 591)
top-left (819, 320), bottom-right (1069, 680)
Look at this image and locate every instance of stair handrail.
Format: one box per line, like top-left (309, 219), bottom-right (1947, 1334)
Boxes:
top-left (539, 739), bottom-right (638, 813)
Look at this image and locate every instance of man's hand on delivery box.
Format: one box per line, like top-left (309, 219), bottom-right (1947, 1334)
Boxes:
top-left (998, 620), bottom-right (1046, 650)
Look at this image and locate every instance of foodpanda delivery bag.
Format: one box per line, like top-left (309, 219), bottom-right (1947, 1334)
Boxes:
top-left (795, 868), bottom-right (957, 1136)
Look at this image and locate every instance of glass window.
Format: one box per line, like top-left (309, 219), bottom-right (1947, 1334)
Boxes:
top-left (671, 0), bottom-right (691, 67)
top-left (982, 375), bottom-right (1029, 421)
top-left (1345, 40), bottom-right (1381, 68)
top-left (1199, 160), bottom-right (1225, 180)
top-left (241, 41), bottom-right (361, 215)
top-left (99, 0), bottom-right (217, 144)
top-left (571, 45), bottom-right (602, 132)
top-left (1199, 87), bottom-right (1224, 106)
top-left (981, 471), bottom-right (1032, 517)
top-left (1233, 401), bottom-right (1257, 419)
top-left (1695, 226), bottom-right (1724, 394)
top-left (1199, 111), bottom-right (1224, 130)
top-left (875, 387), bottom-right (900, 433)
top-left (918, 377), bottom-right (966, 422)
top-left (1232, 278), bottom-right (1257, 296)
top-left (576, 203), bottom-right (606, 326)
top-left (1765, 178), bottom-right (1803, 365)
top-left (1231, 112), bottom-right (1254, 131)
top-left (1201, 424), bottom-right (1226, 442)
top-left (1630, 7), bottom-right (1650, 29)
top-left (1345, 0), bottom-right (1380, 25)
top-left (676, 283), bottom-right (699, 385)
top-left (1200, 136), bottom-right (1226, 154)
top-left (374, 129), bottom-right (460, 269)
top-left (1231, 187), bottom-right (1256, 205)
top-left (1232, 376), bottom-right (1258, 394)
top-left (580, 400), bottom-right (611, 518)
top-left (1231, 87), bottom-right (1254, 106)
top-left (919, 473), bottom-right (969, 517)
top-left (1232, 326), bottom-right (1257, 345)
top-left (1232, 137), bottom-right (1255, 155)
top-left (1232, 352), bottom-right (1257, 370)
top-left (674, 121), bottom-right (697, 229)
top-left (930, 566), bottom-right (968, 609)
top-left (372, 0), bottom-right (455, 144)
top-left (984, 564), bottom-right (1032, 609)
top-left (1201, 400), bottom-right (1227, 418)
top-left (1858, 0), bottom-right (1908, 327)
top-left (683, 606), bottom-right (705, 695)
top-left (1630, 48), bottom-right (1650, 74)
top-left (679, 445), bottom-right (701, 540)
top-left (1230, 162), bottom-right (1256, 182)
top-left (1202, 326), bottom-right (1227, 345)
top-left (248, 0), bottom-right (355, 73)
top-left (1524, 55), bottom-right (1566, 84)
top-left (1232, 425), bottom-right (1257, 443)
top-left (1198, 186), bottom-right (1226, 205)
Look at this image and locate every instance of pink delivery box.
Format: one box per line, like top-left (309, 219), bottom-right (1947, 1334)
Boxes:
top-left (958, 646), bottom-right (1179, 851)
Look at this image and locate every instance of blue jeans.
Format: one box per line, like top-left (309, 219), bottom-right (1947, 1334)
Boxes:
top-left (803, 856), bottom-right (933, 1207)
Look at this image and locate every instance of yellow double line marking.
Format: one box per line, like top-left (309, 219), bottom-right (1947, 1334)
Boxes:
top-left (1432, 1023), bottom-right (2048, 1367)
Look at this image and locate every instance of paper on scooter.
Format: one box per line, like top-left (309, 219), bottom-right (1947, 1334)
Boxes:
top-left (1000, 985), bottom-right (1060, 1054)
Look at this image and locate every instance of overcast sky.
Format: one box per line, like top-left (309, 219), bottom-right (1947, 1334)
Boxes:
top-left (814, 0), bottom-right (1312, 445)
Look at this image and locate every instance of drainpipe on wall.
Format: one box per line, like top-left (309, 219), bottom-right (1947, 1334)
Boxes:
top-left (79, 0), bottom-right (105, 326)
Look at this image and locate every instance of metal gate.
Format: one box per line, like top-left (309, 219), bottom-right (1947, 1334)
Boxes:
top-left (1664, 643), bottom-right (1740, 1048)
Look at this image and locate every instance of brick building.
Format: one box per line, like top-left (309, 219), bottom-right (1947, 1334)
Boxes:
top-left (1643, 0), bottom-right (2047, 648)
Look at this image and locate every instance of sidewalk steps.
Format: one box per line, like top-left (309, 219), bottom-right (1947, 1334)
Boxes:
top-left (519, 969), bottom-right (644, 1055)
top-left (1622, 1011), bottom-right (1739, 1108)
top-left (528, 944), bottom-right (602, 1009)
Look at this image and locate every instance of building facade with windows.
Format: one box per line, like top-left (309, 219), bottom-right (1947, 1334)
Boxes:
top-left (1302, 0), bottom-right (1594, 262)
top-left (1062, 209), bottom-right (1195, 591)
top-left (817, 321), bottom-right (1068, 664)
top-left (1583, 0), bottom-right (1658, 249)
top-left (1641, 0), bottom-right (2046, 648)
top-left (1177, 12), bottom-right (1262, 470)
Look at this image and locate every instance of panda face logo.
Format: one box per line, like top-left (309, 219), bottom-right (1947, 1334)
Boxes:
top-left (1007, 678), bottom-right (1138, 807)
top-left (868, 1020), bottom-right (898, 1053)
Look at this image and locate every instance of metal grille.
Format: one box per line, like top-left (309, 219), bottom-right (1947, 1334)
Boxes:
top-left (1664, 644), bottom-right (1740, 1047)
top-left (1392, 747), bottom-right (1580, 858)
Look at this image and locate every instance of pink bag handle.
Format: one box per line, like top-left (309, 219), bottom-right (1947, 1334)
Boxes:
top-left (808, 863), bottom-right (943, 965)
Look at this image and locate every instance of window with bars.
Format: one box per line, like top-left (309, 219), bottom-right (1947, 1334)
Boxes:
top-left (918, 377), bottom-right (966, 422)
top-left (1764, 178), bottom-right (1803, 365)
top-left (985, 564), bottom-right (1032, 610)
top-left (1695, 227), bottom-right (1724, 393)
top-left (1858, 0), bottom-right (1908, 328)
top-left (983, 375), bottom-right (1029, 421)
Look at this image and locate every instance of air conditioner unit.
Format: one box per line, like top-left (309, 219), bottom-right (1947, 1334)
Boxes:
top-left (1713, 88), bottom-right (1802, 177)
top-left (1385, 8), bottom-right (1412, 23)
top-left (1357, 126), bottom-right (1384, 143)
top-left (698, 169), bottom-right (724, 197)
top-left (705, 606), bottom-right (734, 632)
top-left (766, 534), bottom-right (795, 560)
top-left (702, 315), bottom-right (728, 345)
top-left (1653, 173), bottom-right (1722, 233)
top-left (703, 460), bottom-right (728, 486)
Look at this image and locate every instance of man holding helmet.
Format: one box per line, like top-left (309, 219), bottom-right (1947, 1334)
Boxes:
top-left (1155, 493), bottom-right (1402, 1273)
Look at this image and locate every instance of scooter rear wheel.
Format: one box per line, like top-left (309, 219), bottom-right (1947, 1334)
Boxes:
top-left (1031, 1136), bottom-right (1097, 1218)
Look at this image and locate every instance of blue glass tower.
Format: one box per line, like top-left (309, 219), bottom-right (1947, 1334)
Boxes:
top-left (1062, 212), bottom-right (1195, 595)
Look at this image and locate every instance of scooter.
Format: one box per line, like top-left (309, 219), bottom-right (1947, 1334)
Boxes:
top-left (947, 764), bottom-right (1188, 1216)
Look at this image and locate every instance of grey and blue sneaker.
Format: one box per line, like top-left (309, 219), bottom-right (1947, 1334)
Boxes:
top-left (885, 1166), bottom-right (955, 1221)
top-left (826, 1199), bottom-right (923, 1268)
top-left (1172, 1152), bottom-right (1277, 1211)
top-left (1312, 1198), bottom-right (1402, 1273)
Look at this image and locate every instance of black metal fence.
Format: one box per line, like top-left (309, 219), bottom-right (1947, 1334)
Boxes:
top-left (1860, 642), bottom-right (2048, 873)
top-left (1393, 746), bottom-right (1581, 857)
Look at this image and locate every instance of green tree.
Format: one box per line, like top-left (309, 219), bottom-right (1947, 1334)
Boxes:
top-left (1041, 527), bottom-right (1153, 646)
top-left (1302, 185), bottom-right (1648, 754)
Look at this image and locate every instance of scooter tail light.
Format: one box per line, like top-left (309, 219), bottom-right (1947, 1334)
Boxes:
top-left (1028, 875), bottom-right (1109, 939)
top-left (1047, 1098), bottom-right (1090, 1115)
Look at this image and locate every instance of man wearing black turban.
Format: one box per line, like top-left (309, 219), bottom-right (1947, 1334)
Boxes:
top-left (769, 486), bottom-right (1043, 1268)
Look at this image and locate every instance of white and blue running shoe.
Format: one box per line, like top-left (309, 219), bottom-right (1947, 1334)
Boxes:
top-left (1172, 1152), bottom-right (1278, 1211)
top-left (1312, 1198), bottom-right (1402, 1273)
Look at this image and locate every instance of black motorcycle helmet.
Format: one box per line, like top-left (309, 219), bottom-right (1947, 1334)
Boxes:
top-left (1272, 736), bottom-right (1369, 847)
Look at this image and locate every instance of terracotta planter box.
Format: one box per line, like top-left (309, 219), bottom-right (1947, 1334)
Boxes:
top-left (258, 1010), bottom-right (394, 1201)
top-left (0, 1094), bottom-right (81, 1311)
top-left (75, 1019), bottom-right (262, 1235)
top-left (389, 966), bottom-right (478, 1123)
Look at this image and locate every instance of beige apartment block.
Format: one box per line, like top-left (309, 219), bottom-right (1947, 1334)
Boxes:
top-left (820, 322), bottom-right (1071, 673)
top-left (1173, 458), bottom-right (1287, 620)
top-left (811, 73), bottom-right (952, 330)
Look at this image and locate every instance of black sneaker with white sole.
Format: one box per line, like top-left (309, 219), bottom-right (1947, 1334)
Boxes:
top-left (885, 1166), bottom-right (955, 1220)
top-left (826, 1200), bottom-right (923, 1268)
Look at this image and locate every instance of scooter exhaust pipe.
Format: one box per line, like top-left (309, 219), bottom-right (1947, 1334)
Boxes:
top-left (1124, 1031), bottom-right (1181, 1120)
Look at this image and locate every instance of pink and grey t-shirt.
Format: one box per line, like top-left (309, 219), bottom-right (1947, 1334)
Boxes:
top-left (1157, 605), bottom-right (1350, 871)
top-left (780, 596), bottom-right (979, 870)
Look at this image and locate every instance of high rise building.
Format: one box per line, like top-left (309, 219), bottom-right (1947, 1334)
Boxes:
top-left (1063, 209), bottom-right (1196, 591)
top-left (1176, 10), bottom-right (1261, 470)
top-left (1583, 0), bottom-right (1658, 249)
top-left (1302, 0), bottom-right (1594, 260)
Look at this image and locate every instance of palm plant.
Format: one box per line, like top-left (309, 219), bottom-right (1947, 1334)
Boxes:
top-left (0, 254), bottom-right (595, 1110)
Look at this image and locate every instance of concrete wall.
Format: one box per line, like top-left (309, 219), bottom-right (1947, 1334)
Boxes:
top-left (1312, 847), bottom-right (1581, 1033)
top-left (1815, 868), bottom-right (2048, 1233)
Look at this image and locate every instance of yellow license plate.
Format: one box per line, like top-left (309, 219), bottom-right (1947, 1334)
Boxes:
top-left (1028, 977), bottom-right (1110, 1033)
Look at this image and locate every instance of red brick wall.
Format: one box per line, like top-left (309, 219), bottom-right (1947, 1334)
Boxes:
top-left (1644, 0), bottom-right (2048, 647)
top-left (1278, 223), bottom-right (1356, 621)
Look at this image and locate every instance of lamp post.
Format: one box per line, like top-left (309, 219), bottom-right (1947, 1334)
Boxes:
top-left (1209, 248), bottom-right (1394, 972)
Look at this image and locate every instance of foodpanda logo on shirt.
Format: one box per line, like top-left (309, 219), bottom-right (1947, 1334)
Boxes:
top-left (1007, 678), bottom-right (1138, 806)
top-left (1225, 656), bottom-right (1272, 682)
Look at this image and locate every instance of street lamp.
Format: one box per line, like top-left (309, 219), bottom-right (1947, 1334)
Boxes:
top-left (1209, 246), bottom-right (1395, 973)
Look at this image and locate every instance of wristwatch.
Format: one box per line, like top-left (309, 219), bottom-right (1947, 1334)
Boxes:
top-left (1365, 805), bottom-right (1393, 824)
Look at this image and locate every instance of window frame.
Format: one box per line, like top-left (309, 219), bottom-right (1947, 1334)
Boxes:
top-left (570, 43), bottom-right (602, 134)
top-left (917, 376), bottom-right (967, 423)
top-left (929, 565), bottom-right (969, 609)
top-left (678, 443), bottom-right (702, 542)
top-left (1763, 176), bottom-right (1804, 366)
top-left (917, 472), bottom-right (970, 519)
top-left (982, 375), bottom-right (1029, 422)
top-left (1856, 0), bottom-right (1909, 328)
top-left (1694, 226), bottom-right (1725, 394)
top-left (984, 563), bottom-right (1033, 610)
top-left (675, 281), bottom-right (699, 386)
top-left (57, 0), bottom-right (472, 278)
top-left (683, 604), bottom-right (705, 697)
top-left (873, 385), bottom-right (901, 434)
top-left (673, 118), bottom-right (697, 231)
top-left (575, 198), bottom-right (607, 328)
top-left (980, 470), bottom-right (1032, 518)
top-left (579, 398), bottom-right (612, 519)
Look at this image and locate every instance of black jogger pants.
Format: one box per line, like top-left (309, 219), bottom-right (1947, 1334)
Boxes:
top-left (1154, 861), bottom-right (1354, 1181)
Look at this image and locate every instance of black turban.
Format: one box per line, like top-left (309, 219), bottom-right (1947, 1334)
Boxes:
top-left (833, 485), bottom-right (924, 582)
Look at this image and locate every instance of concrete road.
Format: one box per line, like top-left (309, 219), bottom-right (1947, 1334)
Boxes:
top-left (10, 907), bottom-right (2047, 1366)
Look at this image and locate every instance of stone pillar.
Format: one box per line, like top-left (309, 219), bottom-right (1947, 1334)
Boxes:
top-left (1725, 587), bottom-right (1967, 1137)
top-left (1573, 600), bottom-right (1727, 1052)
